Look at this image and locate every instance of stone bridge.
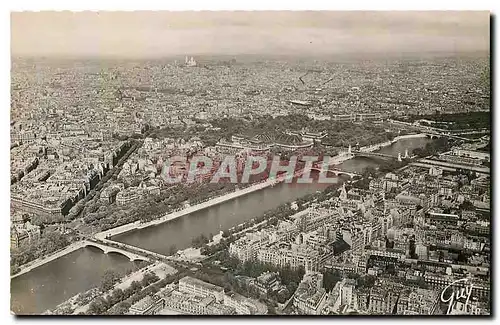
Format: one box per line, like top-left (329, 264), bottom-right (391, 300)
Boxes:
top-left (95, 236), bottom-right (175, 262)
top-left (415, 159), bottom-right (490, 175)
top-left (417, 130), bottom-right (485, 142)
top-left (11, 239), bottom-right (151, 279)
top-left (342, 143), bottom-right (410, 162)
top-left (311, 164), bottom-right (358, 177)
top-left (83, 240), bottom-right (150, 262)
top-left (309, 166), bottom-right (359, 178)
top-left (351, 149), bottom-right (410, 162)
top-left (423, 132), bottom-right (481, 142)
top-left (357, 141), bottom-right (393, 153)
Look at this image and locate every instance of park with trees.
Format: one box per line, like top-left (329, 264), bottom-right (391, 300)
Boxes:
top-left (10, 230), bottom-right (73, 275)
top-left (400, 111), bottom-right (490, 131)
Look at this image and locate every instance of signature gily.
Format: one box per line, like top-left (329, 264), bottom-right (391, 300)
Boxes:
top-left (440, 278), bottom-right (474, 315)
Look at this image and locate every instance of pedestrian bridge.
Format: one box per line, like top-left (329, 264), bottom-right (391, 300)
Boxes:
top-left (83, 240), bottom-right (150, 262)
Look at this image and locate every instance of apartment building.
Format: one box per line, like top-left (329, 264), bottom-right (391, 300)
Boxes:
top-left (178, 276), bottom-right (225, 303)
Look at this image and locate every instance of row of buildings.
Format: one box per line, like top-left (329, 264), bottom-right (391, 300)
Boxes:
top-left (291, 271), bottom-right (488, 315)
top-left (128, 276), bottom-right (267, 315)
top-left (227, 143), bottom-right (490, 315)
top-left (11, 134), bottom-right (130, 220)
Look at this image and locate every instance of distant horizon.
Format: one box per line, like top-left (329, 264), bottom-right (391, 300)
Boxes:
top-left (10, 49), bottom-right (491, 62)
top-left (11, 11), bottom-right (490, 58)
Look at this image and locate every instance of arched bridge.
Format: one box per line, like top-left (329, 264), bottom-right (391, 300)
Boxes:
top-left (83, 240), bottom-right (149, 262)
top-left (423, 132), bottom-right (483, 142)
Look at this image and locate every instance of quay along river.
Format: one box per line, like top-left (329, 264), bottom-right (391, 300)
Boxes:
top-left (11, 137), bottom-right (434, 314)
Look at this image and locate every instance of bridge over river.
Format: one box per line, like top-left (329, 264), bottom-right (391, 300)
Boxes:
top-left (11, 240), bottom-right (150, 279)
top-left (411, 159), bottom-right (490, 175)
top-left (340, 141), bottom-right (412, 162)
top-left (350, 148), bottom-right (412, 162)
top-left (96, 237), bottom-right (175, 263)
top-left (309, 166), bottom-right (359, 178)
top-left (83, 240), bottom-right (150, 262)
top-left (352, 151), bottom-right (408, 161)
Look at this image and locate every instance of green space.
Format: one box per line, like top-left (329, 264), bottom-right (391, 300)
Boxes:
top-left (399, 111), bottom-right (490, 131)
top-left (152, 113), bottom-right (401, 148)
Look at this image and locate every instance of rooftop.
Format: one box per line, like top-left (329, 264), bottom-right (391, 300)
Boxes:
top-left (179, 276), bottom-right (224, 293)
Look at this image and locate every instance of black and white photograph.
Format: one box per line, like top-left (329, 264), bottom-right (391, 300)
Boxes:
top-left (8, 7), bottom-right (492, 317)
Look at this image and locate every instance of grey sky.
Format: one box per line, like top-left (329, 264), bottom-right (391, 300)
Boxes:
top-left (11, 11), bottom-right (490, 57)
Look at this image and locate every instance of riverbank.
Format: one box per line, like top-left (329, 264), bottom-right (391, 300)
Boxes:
top-left (44, 261), bottom-right (177, 315)
top-left (71, 262), bottom-right (177, 315)
top-left (94, 171), bottom-right (303, 241)
top-left (394, 133), bottom-right (428, 140)
top-left (11, 241), bottom-right (87, 279)
top-left (97, 135), bottom-right (429, 241)
top-left (95, 134), bottom-right (423, 249)
top-left (11, 135), bottom-right (437, 314)
top-left (358, 133), bottom-right (427, 153)
top-left (13, 134), bottom-right (425, 281)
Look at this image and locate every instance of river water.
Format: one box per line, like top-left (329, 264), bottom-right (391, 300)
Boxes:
top-left (10, 247), bottom-right (141, 314)
top-left (11, 137), bottom-right (432, 314)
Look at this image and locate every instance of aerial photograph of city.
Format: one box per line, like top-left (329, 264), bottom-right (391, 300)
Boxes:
top-left (9, 10), bottom-right (491, 316)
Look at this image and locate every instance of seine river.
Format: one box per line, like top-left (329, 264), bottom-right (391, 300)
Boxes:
top-left (11, 137), bottom-right (433, 314)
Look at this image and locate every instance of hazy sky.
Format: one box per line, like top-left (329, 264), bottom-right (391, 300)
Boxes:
top-left (11, 11), bottom-right (490, 57)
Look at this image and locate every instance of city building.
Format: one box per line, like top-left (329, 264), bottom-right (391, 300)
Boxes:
top-left (178, 276), bottom-right (225, 303)
top-left (223, 291), bottom-right (268, 315)
top-left (293, 272), bottom-right (328, 315)
top-left (128, 295), bottom-right (165, 315)
top-left (10, 221), bottom-right (41, 249)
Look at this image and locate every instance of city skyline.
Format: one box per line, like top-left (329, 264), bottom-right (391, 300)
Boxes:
top-left (10, 10), bottom-right (491, 316)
